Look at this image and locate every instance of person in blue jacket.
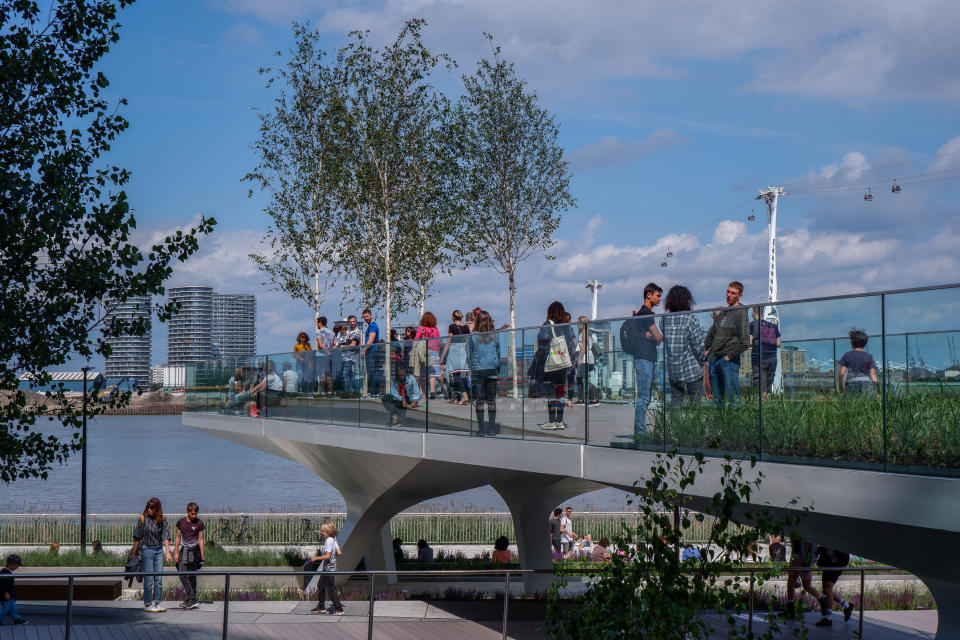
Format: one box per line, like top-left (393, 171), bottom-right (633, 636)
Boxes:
top-left (382, 362), bottom-right (421, 428)
top-left (467, 310), bottom-right (501, 436)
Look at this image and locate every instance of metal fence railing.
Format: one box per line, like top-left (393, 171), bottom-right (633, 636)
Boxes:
top-left (14, 565), bottom-right (899, 639)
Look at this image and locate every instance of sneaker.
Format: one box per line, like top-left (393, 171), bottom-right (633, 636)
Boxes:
top-left (310, 605), bottom-right (326, 614)
top-left (144, 604), bottom-right (154, 611)
top-left (538, 422), bottom-right (554, 429)
top-left (555, 422), bottom-right (568, 430)
top-left (187, 602), bottom-right (200, 610)
top-left (178, 601), bottom-right (189, 609)
top-left (333, 609), bottom-right (345, 615)
top-left (13, 619), bottom-right (28, 625)
top-left (815, 617), bottom-right (832, 627)
top-left (843, 601), bottom-right (854, 621)
top-left (153, 602), bottom-right (166, 612)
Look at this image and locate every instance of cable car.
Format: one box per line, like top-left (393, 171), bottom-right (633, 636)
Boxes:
top-left (864, 188), bottom-right (873, 202)
top-left (747, 212), bottom-right (756, 222)
top-left (665, 248), bottom-right (674, 258)
top-left (891, 179), bottom-right (901, 193)
top-left (660, 260), bottom-right (668, 268)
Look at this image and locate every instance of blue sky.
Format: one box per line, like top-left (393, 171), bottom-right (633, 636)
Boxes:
top-left (85, 0), bottom-right (960, 363)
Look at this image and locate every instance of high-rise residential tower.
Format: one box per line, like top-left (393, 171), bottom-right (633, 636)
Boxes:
top-left (167, 286), bottom-right (213, 367)
top-left (103, 296), bottom-right (152, 389)
top-left (212, 294), bottom-right (257, 361)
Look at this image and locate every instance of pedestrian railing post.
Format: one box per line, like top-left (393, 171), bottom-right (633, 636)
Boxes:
top-left (502, 570), bottom-right (511, 640)
top-left (368, 572), bottom-right (376, 640)
top-left (857, 569), bottom-right (866, 639)
top-left (66, 575), bottom-right (74, 640)
top-left (222, 573), bottom-right (231, 640)
top-left (748, 569), bottom-right (754, 634)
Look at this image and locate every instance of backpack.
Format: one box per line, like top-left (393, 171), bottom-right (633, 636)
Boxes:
top-left (620, 316), bottom-right (645, 356)
top-left (759, 321), bottom-right (779, 346)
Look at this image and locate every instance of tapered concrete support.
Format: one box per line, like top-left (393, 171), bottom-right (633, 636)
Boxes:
top-left (493, 476), bottom-right (600, 594)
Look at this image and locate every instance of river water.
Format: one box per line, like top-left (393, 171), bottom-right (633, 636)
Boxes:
top-left (1, 416), bottom-right (630, 513)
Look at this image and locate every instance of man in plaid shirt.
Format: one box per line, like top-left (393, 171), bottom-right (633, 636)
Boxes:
top-left (662, 285), bottom-right (706, 405)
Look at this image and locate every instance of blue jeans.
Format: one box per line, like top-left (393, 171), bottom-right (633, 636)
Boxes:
top-left (341, 360), bottom-right (358, 393)
top-left (633, 358), bottom-right (655, 435)
top-left (709, 357), bottom-right (740, 407)
top-left (0, 597), bottom-right (21, 621)
top-left (141, 545), bottom-right (164, 605)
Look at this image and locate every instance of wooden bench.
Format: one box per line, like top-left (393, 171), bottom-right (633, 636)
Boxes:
top-left (16, 578), bottom-right (123, 600)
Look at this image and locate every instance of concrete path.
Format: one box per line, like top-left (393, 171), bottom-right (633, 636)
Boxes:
top-left (0, 599), bottom-right (937, 639)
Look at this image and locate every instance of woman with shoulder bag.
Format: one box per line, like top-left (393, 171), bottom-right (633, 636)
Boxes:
top-left (536, 301), bottom-right (575, 430)
top-left (133, 497), bottom-right (172, 612)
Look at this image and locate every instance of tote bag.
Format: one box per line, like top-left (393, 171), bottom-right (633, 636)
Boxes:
top-left (544, 322), bottom-right (572, 373)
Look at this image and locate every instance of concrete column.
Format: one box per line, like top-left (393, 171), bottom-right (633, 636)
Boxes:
top-left (493, 476), bottom-right (598, 594)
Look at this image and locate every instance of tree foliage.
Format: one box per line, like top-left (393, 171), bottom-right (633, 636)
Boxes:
top-left (546, 451), bottom-right (809, 639)
top-left (333, 18), bottom-right (457, 378)
top-left (0, 0), bottom-right (214, 482)
top-left (245, 22), bottom-right (346, 322)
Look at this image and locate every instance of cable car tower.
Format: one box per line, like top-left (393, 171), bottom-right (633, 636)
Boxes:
top-left (756, 186), bottom-right (786, 393)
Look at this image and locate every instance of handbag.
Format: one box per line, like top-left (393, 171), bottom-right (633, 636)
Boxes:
top-left (544, 322), bottom-right (572, 373)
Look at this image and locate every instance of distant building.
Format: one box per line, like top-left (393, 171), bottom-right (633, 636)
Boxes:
top-left (18, 370), bottom-right (105, 395)
top-left (168, 286), bottom-right (213, 367)
top-left (103, 296), bottom-right (152, 390)
top-left (212, 294), bottom-right (257, 361)
top-left (150, 365), bottom-right (164, 386)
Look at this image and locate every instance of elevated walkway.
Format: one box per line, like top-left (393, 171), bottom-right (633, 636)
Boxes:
top-left (183, 283), bottom-right (960, 639)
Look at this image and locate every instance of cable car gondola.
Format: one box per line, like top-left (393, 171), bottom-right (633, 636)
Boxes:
top-left (665, 248), bottom-right (674, 258)
top-left (864, 188), bottom-right (873, 202)
top-left (891, 179), bottom-right (901, 193)
top-left (747, 212), bottom-right (756, 221)
top-left (660, 260), bottom-right (668, 268)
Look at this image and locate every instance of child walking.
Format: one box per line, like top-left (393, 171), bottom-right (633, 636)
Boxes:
top-left (173, 502), bottom-right (206, 609)
top-left (1, 554), bottom-right (27, 625)
top-left (310, 522), bottom-right (344, 615)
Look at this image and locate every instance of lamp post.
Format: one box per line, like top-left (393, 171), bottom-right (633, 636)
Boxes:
top-left (80, 365), bottom-right (91, 554)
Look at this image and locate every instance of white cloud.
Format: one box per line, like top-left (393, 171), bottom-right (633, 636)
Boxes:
top-left (712, 220), bottom-right (746, 245)
top-left (215, 0), bottom-right (960, 103)
top-left (221, 23), bottom-right (265, 47)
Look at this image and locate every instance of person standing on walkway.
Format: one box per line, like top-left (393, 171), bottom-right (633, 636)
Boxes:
top-left (310, 523), bottom-right (344, 615)
top-left (838, 329), bottom-right (879, 395)
top-left (173, 502), bottom-right (205, 610)
top-left (133, 497), bottom-right (172, 612)
top-left (341, 315), bottom-right (363, 395)
top-left (415, 312), bottom-right (443, 399)
top-left (441, 310), bottom-right (471, 405)
top-left (0, 554), bottom-right (26, 626)
top-left (662, 285), bottom-right (705, 407)
top-left (620, 283), bottom-right (663, 435)
top-left (361, 309), bottom-right (381, 397)
top-left (749, 306), bottom-right (781, 401)
top-left (537, 302), bottom-right (576, 430)
top-left (785, 535), bottom-right (821, 619)
top-left (293, 332), bottom-right (313, 394)
top-left (549, 508), bottom-right (563, 556)
top-left (703, 282), bottom-right (749, 407)
top-left (467, 310), bottom-right (500, 436)
top-left (560, 506), bottom-right (579, 556)
top-left (316, 317), bottom-right (335, 395)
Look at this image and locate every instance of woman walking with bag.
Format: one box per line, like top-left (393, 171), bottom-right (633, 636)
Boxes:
top-left (133, 497), bottom-right (172, 612)
top-left (536, 301), bottom-right (575, 430)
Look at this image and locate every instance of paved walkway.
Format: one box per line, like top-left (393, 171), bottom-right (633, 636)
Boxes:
top-left (0, 600), bottom-right (937, 639)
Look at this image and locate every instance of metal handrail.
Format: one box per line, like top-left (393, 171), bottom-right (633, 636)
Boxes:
top-left (17, 568), bottom-right (532, 640)
top-left (20, 564), bottom-right (904, 639)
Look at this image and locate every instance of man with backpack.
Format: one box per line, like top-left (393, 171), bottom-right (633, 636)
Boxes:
top-left (749, 306), bottom-right (781, 401)
top-left (620, 283), bottom-right (663, 436)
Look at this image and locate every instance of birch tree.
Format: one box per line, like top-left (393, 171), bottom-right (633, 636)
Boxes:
top-left (245, 23), bottom-right (346, 326)
top-left (335, 19), bottom-right (455, 383)
top-left (455, 37), bottom-right (575, 395)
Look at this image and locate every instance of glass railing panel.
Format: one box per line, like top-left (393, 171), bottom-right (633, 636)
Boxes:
top-left (420, 333), bottom-right (476, 436)
top-left (761, 296), bottom-right (883, 470)
top-left (262, 352), bottom-right (308, 422)
top-left (331, 343), bottom-right (361, 427)
top-left (585, 318), bottom-right (646, 449)
top-left (358, 342), bottom-right (391, 430)
top-left (494, 327), bottom-right (524, 439)
top-left (882, 287), bottom-right (960, 476)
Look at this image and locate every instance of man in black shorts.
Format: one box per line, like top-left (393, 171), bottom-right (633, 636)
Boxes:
top-left (815, 546), bottom-right (853, 626)
top-left (549, 508), bottom-right (563, 555)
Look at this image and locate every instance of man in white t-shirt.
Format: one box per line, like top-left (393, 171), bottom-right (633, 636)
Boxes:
top-left (281, 362), bottom-right (299, 394)
top-left (315, 316), bottom-right (335, 394)
top-left (560, 506), bottom-right (578, 554)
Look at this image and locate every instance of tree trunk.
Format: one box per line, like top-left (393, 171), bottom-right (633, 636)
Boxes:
top-left (509, 269), bottom-right (519, 399)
